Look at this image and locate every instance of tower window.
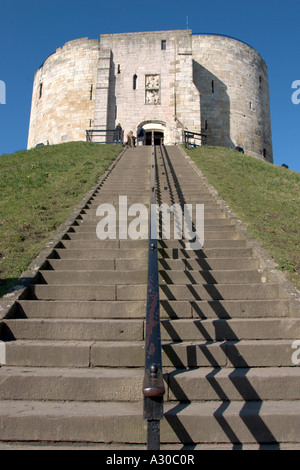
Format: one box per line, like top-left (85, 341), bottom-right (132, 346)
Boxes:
top-left (212, 80), bottom-right (215, 98)
top-left (118, 64), bottom-right (121, 74)
top-left (161, 40), bottom-right (166, 50)
top-left (133, 74), bottom-right (138, 90)
top-left (39, 83), bottom-right (43, 99)
top-left (90, 85), bottom-right (93, 100)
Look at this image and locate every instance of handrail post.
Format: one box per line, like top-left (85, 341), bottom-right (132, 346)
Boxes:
top-left (182, 129), bottom-right (207, 147)
top-left (143, 145), bottom-right (165, 450)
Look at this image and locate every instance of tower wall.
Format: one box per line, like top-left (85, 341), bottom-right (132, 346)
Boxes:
top-left (27, 38), bottom-right (99, 148)
top-left (27, 31), bottom-right (273, 163)
top-left (192, 35), bottom-right (273, 162)
top-left (96, 30), bottom-right (200, 145)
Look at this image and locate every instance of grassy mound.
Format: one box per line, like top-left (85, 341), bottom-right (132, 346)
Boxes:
top-left (186, 146), bottom-right (300, 290)
top-left (0, 142), bottom-right (121, 296)
top-left (1, 142), bottom-right (299, 297)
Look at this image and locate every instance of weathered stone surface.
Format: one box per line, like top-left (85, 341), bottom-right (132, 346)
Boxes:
top-left (27, 30), bottom-right (272, 162)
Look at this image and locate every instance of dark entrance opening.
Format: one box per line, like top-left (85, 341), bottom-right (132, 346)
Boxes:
top-left (145, 131), bottom-right (164, 146)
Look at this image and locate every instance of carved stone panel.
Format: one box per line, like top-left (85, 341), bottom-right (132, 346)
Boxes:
top-left (145, 74), bottom-right (160, 104)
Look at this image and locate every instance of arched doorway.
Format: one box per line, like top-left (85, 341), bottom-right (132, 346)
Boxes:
top-left (138, 121), bottom-right (166, 146)
top-left (145, 131), bottom-right (164, 146)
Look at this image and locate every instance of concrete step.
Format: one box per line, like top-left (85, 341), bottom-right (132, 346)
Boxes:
top-left (37, 269), bottom-right (266, 286)
top-left (73, 217), bottom-right (235, 228)
top-left (70, 223), bottom-right (236, 234)
top-left (79, 210), bottom-right (228, 221)
top-left (0, 442), bottom-right (298, 450)
top-left (167, 367), bottom-right (300, 401)
top-left (0, 399), bottom-right (299, 445)
top-left (159, 247), bottom-right (254, 259)
top-left (46, 259), bottom-right (117, 270)
top-left (45, 257), bottom-right (260, 272)
top-left (0, 367), bottom-right (144, 402)
top-left (87, 200), bottom-right (223, 209)
top-left (3, 317), bottom-right (298, 343)
top-left (155, 197), bottom-right (223, 206)
top-left (160, 317), bottom-right (300, 341)
top-left (15, 298), bottom-right (292, 320)
top-left (52, 247), bottom-right (255, 262)
top-left (58, 239), bottom-right (247, 250)
top-left (5, 340), bottom-right (96, 367)
top-left (120, 283), bottom-right (282, 301)
top-left (83, 197), bottom-right (150, 206)
top-left (15, 300), bottom-right (146, 318)
top-left (159, 258), bottom-right (261, 270)
top-left (52, 248), bottom-right (146, 260)
top-left (3, 339), bottom-right (299, 369)
top-left (161, 400), bottom-right (300, 445)
top-left (159, 239), bottom-right (247, 248)
top-left (27, 281), bottom-right (282, 302)
top-left (27, 284), bottom-right (134, 301)
top-left (187, 299), bottom-right (293, 318)
top-left (0, 400), bottom-right (146, 443)
top-left (2, 319), bottom-right (144, 341)
top-left (36, 270), bottom-right (147, 285)
top-left (159, 269), bottom-right (267, 285)
top-left (64, 230), bottom-right (241, 241)
top-left (46, 259), bottom-right (145, 271)
top-left (59, 240), bottom-right (149, 249)
top-left (162, 340), bottom-right (299, 368)
top-left (1, 366), bottom-right (299, 403)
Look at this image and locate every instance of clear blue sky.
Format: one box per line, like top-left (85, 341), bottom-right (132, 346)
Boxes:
top-left (0, 0), bottom-right (299, 172)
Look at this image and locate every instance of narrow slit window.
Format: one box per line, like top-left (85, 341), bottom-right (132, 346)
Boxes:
top-left (39, 83), bottom-right (43, 99)
top-left (90, 85), bottom-right (93, 100)
top-left (212, 80), bottom-right (215, 98)
top-left (161, 40), bottom-right (166, 50)
top-left (118, 64), bottom-right (121, 74)
top-left (133, 74), bottom-right (138, 90)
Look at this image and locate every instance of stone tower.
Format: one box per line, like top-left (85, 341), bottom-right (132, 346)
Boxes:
top-left (27, 30), bottom-right (273, 163)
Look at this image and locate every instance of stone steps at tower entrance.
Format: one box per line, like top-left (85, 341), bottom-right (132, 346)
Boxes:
top-left (0, 145), bottom-right (299, 450)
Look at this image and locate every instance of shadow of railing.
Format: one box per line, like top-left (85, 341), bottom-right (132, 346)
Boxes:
top-left (157, 145), bottom-right (279, 449)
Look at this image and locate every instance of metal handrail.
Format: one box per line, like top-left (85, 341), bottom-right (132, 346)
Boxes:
top-left (86, 128), bottom-right (124, 144)
top-left (143, 145), bottom-right (165, 450)
top-left (183, 129), bottom-right (207, 147)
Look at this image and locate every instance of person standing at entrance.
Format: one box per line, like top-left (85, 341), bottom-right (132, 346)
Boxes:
top-left (137, 127), bottom-right (146, 146)
top-left (127, 131), bottom-right (136, 147)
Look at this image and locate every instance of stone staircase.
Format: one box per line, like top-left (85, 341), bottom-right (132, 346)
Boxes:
top-left (0, 145), bottom-right (299, 449)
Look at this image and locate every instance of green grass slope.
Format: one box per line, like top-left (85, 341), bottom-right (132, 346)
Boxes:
top-left (0, 142), bottom-right (121, 297)
top-left (186, 146), bottom-right (300, 291)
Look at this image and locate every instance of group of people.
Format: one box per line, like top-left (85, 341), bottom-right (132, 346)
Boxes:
top-left (126, 127), bottom-right (146, 147)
